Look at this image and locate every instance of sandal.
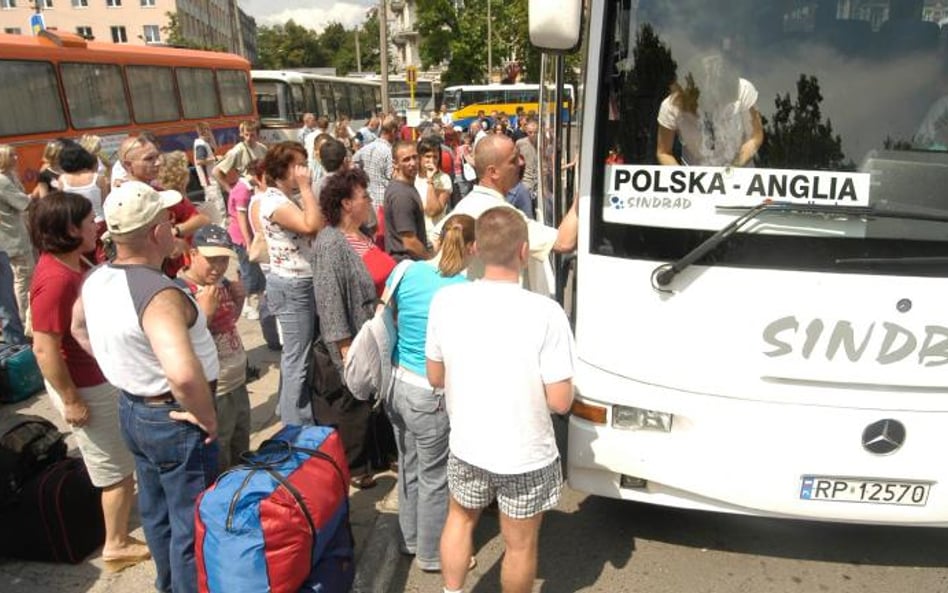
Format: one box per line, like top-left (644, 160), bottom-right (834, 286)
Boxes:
top-left (349, 474), bottom-right (377, 490)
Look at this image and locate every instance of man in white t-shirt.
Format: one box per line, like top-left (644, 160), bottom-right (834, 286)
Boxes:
top-left (426, 206), bottom-right (575, 593)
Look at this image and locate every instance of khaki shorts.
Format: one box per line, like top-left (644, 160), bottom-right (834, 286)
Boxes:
top-left (447, 453), bottom-right (562, 519)
top-left (46, 381), bottom-right (135, 488)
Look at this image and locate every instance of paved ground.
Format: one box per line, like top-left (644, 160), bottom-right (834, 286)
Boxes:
top-left (0, 312), bottom-right (397, 592)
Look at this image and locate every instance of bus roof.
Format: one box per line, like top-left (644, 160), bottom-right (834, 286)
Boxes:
top-left (0, 31), bottom-right (250, 69)
top-left (251, 69), bottom-right (380, 87)
top-left (443, 83), bottom-right (574, 92)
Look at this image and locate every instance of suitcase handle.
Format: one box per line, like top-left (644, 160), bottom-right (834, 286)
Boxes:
top-left (238, 439), bottom-right (293, 467)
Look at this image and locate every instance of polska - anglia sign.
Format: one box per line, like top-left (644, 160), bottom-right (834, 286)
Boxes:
top-left (608, 165), bottom-right (871, 208)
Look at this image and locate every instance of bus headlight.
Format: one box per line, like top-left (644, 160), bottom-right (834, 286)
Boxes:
top-left (612, 406), bottom-right (673, 432)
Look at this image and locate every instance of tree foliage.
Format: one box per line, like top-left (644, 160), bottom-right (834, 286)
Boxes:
top-left (255, 9), bottom-right (382, 74)
top-left (757, 75), bottom-right (851, 170)
top-left (416, 0), bottom-right (541, 85)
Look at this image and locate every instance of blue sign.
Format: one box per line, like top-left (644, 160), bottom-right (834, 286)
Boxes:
top-left (30, 13), bottom-right (45, 35)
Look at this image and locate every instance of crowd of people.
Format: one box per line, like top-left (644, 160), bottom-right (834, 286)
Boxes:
top-left (0, 106), bottom-right (580, 593)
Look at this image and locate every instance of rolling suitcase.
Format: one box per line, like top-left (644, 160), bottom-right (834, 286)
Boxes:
top-left (0, 343), bottom-right (45, 403)
top-left (0, 457), bottom-right (105, 563)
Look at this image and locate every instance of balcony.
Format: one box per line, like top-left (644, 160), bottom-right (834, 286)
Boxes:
top-left (390, 0), bottom-right (405, 12)
top-left (391, 26), bottom-right (418, 44)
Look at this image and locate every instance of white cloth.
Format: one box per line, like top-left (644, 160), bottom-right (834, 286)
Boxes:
top-left (82, 264), bottom-right (219, 396)
top-left (415, 171), bottom-right (453, 246)
top-left (426, 279), bottom-right (575, 474)
top-left (60, 173), bottom-right (105, 222)
top-left (110, 160), bottom-right (127, 186)
top-left (657, 77), bottom-right (758, 166)
top-left (259, 187), bottom-right (314, 278)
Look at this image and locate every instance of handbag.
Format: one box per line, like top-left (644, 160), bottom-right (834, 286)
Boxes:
top-left (343, 260), bottom-right (414, 401)
top-left (309, 338), bottom-right (345, 400)
top-left (247, 198), bottom-right (270, 264)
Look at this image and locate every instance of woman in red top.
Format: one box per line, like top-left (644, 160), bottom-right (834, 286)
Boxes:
top-left (28, 191), bottom-right (150, 571)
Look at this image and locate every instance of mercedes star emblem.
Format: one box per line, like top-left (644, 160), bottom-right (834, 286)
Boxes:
top-left (862, 419), bottom-right (906, 455)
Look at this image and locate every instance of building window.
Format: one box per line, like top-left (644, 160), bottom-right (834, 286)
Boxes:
top-left (142, 24), bottom-right (159, 43)
top-left (3, 27), bottom-right (21, 33)
top-left (41, 0), bottom-right (52, 7)
top-left (106, 0), bottom-right (120, 6)
top-left (72, 0), bottom-right (88, 6)
top-left (140, 0), bottom-right (154, 6)
top-left (0, 0), bottom-right (15, 9)
top-left (110, 25), bottom-right (127, 43)
top-left (76, 26), bottom-right (92, 38)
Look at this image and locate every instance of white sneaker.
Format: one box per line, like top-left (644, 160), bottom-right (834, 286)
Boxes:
top-left (242, 303), bottom-right (260, 320)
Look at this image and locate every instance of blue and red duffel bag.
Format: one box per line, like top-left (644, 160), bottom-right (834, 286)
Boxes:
top-left (195, 425), bottom-right (354, 593)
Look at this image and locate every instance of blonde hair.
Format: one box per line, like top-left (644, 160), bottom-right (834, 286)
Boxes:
top-left (438, 214), bottom-right (476, 277)
top-left (78, 134), bottom-right (101, 155)
top-left (0, 144), bottom-right (16, 172)
top-left (157, 150), bottom-right (190, 193)
top-left (42, 140), bottom-right (64, 167)
top-left (239, 120), bottom-right (259, 134)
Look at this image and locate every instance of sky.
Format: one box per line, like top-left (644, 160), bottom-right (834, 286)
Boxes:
top-left (239, 0), bottom-right (377, 33)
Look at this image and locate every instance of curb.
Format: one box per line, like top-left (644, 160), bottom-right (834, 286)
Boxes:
top-left (351, 513), bottom-right (401, 593)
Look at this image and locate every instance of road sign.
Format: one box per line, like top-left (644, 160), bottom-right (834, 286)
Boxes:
top-left (30, 13), bottom-right (45, 35)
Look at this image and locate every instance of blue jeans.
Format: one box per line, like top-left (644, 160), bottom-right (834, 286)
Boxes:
top-left (0, 251), bottom-right (25, 345)
top-left (266, 274), bottom-right (316, 426)
top-left (119, 394), bottom-right (218, 593)
top-left (234, 244), bottom-right (266, 294)
top-left (384, 370), bottom-right (449, 569)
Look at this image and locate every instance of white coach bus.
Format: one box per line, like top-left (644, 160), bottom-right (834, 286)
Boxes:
top-left (531, 0), bottom-right (948, 525)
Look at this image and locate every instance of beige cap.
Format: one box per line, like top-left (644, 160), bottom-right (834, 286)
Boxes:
top-left (104, 181), bottom-right (182, 235)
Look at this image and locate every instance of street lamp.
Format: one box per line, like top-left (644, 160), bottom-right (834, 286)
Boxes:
top-left (487, 0), bottom-right (492, 82)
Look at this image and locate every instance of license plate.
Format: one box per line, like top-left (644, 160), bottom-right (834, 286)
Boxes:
top-left (800, 476), bottom-right (932, 506)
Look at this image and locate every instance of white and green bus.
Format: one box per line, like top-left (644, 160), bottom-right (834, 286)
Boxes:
top-left (532, 0), bottom-right (948, 525)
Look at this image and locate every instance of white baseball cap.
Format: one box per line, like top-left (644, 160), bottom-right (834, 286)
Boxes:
top-left (104, 181), bottom-right (182, 236)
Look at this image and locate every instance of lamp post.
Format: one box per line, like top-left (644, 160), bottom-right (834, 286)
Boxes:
top-left (380, 0), bottom-right (390, 111)
top-left (486, 0), bottom-right (492, 82)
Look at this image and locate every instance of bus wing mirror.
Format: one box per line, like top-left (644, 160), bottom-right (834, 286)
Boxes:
top-left (529, 0), bottom-right (582, 52)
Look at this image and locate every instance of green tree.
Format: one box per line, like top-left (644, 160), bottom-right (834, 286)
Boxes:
top-left (757, 75), bottom-right (851, 170)
top-left (416, 0), bottom-right (540, 85)
top-left (256, 20), bottom-right (325, 69)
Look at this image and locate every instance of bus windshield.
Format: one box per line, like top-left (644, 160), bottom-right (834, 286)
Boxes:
top-left (594, 0), bottom-right (948, 277)
top-left (254, 80), bottom-right (297, 123)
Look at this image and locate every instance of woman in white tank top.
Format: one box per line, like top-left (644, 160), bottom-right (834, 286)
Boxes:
top-left (59, 140), bottom-right (109, 261)
top-left (58, 140), bottom-right (108, 223)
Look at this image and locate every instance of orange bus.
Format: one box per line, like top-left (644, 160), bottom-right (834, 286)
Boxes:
top-left (0, 29), bottom-right (256, 191)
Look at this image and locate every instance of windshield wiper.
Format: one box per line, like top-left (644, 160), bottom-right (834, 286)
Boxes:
top-left (835, 256), bottom-right (948, 265)
top-left (651, 201), bottom-right (948, 289)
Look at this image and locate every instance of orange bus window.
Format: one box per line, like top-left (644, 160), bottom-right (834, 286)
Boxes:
top-left (177, 67), bottom-right (218, 119)
top-left (218, 69), bottom-right (252, 117)
top-left (0, 60), bottom-right (67, 136)
top-left (127, 65), bottom-right (180, 124)
top-left (61, 62), bottom-right (130, 130)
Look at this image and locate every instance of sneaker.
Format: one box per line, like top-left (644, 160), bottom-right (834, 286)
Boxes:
top-left (243, 304), bottom-right (260, 320)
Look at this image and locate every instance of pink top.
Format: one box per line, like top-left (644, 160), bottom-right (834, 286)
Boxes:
top-left (227, 179), bottom-right (253, 246)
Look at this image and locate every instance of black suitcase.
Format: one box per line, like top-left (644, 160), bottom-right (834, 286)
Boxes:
top-left (0, 457), bottom-right (105, 563)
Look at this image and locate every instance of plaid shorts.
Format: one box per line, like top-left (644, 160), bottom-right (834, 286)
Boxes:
top-left (447, 453), bottom-right (562, 519)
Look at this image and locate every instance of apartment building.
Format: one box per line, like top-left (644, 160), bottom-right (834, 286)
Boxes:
top-left (0, 0), bottom-right (257, 61)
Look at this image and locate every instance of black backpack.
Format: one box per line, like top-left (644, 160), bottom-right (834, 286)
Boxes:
top-left (0, 413), bottom-right (68, 506)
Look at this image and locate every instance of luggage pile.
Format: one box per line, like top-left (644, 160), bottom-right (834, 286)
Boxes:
top-left (0, 413), bottom-right (105, 563)
top-left (196, 424), bottom-right (355, 593)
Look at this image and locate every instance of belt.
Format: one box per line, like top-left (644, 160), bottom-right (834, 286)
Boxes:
top-left (123, 391), bottom-right (175, 404)
top-left (122, 380), bottom-right (218, 404)
top-left (395, 366), bottom-right (433, 390)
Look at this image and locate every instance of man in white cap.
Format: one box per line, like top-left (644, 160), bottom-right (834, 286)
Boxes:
top-left (73, 180), bottom-right (219, 593)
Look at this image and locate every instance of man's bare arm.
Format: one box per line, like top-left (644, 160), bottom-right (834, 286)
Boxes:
top-left (544, 379), bottom-right (574, 415)
top-left (142, 288), bottom-right (217, 441)
top-left (70, 296), bottom-right (94, 356)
